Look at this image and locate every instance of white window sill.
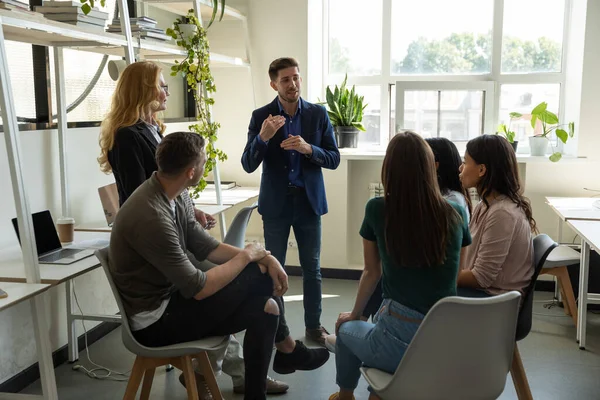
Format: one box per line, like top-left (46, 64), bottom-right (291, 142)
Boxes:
top-left (339, 147), bottom-right (587, 163)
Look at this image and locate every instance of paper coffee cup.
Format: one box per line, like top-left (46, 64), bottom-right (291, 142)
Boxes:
top-left (57, 217), bottom-right (75, 243)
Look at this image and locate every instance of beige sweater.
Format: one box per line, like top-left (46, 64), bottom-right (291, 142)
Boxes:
top-left (461, 196), bottom-right (534, 295)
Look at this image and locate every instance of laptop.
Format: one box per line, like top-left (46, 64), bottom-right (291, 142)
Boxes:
top-left (98, 183), bottom-right (119, 227)
top-left (12, 210), bottom-right (94, 265)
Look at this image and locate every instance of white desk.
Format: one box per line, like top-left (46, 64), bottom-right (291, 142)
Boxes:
top-left (0, 282), bottom-right (50, 312)
top-left (546, 197), bottom-right (600, 222)
top-left (75, 204), bottom-right (233, 233)
top-left (546, 197), bottom-right (600, 349)
top-left (0, 231), bottom-right (118, 362)
top-left (194, 186), bottom-right (259, 206)
top-left (565, 220), bottom-right (600, 349)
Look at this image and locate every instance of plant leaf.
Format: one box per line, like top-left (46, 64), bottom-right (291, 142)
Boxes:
top-left (219, 0), bottom-right (226, 22)
top-left (531, 102), bottom-right (547, 115)
top-left (530, 115), bottom-right (538, 130)
top-left (509, 112), bottom-right (522, 119)
top-left (555, 128), bottom-right (568, 144)
top-left (569, 121), bottom-right (575, 137)
top-left (497, 124), bottom-right (507, 134)
top-left (549, 152), bottom-right (562, 162)
top-left (540, 110), bottom-right (559, 125)
top-left (81, 3), bottom-right (91, 14)
top-left (207, 0), bottom-right (218, 28)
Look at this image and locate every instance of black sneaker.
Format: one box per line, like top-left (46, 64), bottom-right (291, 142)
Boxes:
top-left (272, 340), bottom-right (330, 375)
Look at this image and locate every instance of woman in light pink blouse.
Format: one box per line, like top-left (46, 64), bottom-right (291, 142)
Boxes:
top-left (457, 135), bottom-right (537, 297)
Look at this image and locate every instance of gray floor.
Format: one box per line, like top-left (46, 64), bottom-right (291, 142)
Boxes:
top-left (21, 277), bottom-right (600, 399)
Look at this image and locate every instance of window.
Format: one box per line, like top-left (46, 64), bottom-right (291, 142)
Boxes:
top-left (502, 0), bottom-right (565, 74)
top-left (328, 0), bottom-right (382, 76)
top-left (394, 82), bottom-right (494, 141)
top-left (322, 0), bottom-right (570, 152)
top-left (391, 0), bottom-right (494, 75)
top-left (0, 41), bottom-right (35, 126)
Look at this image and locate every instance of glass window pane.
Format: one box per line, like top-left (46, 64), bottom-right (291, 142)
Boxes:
top-left (328, 0), bottom-right (382, 76)
top-left (49, 50), bottom-right (119, 122)
top-left (502, 0), bottom-right (564, 73)
top-left (499, 84), bottom-right (561, 143)
top-left (403, 91), bottom-right (438, 138)
top-left (440, 91), bottom-right (483, 141)
top-left (0, 41), bottom-right (35, 125)
top-left (354, 85), bottom-right (381, 146)
top-left (391, 0), bottom-right (493, 75)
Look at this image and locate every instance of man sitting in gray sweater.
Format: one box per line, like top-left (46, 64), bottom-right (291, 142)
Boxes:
top-left (108, 132), bottom-right (329, 400)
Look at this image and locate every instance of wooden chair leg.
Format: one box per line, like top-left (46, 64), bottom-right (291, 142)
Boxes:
top-left (139, 367), bottom-right (156, 400)
top-left (556, 266), bottom-right (578, 327)
top-left (181, 355), bottom-right (200, 400)
top-left (510, 344), bottom-right (533, 400)
top-left (123, 356), bottom-right (146, 400)
top-left (196, 351), bottom-right (223, 400)
top-left (558, 283), bottom-right (571, 316)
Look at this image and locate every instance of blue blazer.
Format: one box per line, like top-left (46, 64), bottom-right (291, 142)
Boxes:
top-left (241, 97), bottom-right (340, 217)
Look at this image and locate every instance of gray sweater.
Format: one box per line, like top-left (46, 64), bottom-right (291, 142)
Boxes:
top-left (108, 172), bottom-right (220, 317)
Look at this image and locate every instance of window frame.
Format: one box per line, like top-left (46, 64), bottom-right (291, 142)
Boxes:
top-left (322, 0), bottom-right (572, 152)
top-left (394, 81), bottom-right (495, 139)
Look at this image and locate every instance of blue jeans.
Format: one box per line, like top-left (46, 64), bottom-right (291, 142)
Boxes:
top-left (336, 299), bottom-right (424, 391)
top-left (262, 189), bottom-right (322, 329)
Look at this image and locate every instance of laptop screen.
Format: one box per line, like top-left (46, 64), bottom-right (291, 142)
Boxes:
top-left (12, 210), bottom-right (62, 256)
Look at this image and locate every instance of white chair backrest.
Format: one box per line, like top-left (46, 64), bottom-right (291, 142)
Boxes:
top-left (223, 203), bottom-right (258, 248)
top-left (378, 291), bottom-right (521, 400)
top-left (95, 248), bottom-right (141, 353)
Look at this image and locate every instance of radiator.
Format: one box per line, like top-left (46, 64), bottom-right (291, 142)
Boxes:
top-left (369, 182), bottom-right (384, 199)
top-left (369, 183), bottom-right (480, 205)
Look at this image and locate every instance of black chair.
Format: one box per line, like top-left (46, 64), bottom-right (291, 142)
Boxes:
top-left (510, 234), bottom-right (558, 400)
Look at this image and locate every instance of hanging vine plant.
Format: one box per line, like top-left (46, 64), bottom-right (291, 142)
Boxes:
top-left (166, 10), bottom-right (227, 197)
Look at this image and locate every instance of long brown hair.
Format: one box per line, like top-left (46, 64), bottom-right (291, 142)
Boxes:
top-left (382, 131), bottom-right (459, 267)
top-left (466, 135), bottom-right (537, 232)
top-left (98, 61), bottom-right (166, 173)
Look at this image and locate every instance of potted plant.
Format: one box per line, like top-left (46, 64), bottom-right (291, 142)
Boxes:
top-left (322, 74), bottom-right (367, 148)
top-left (510, 102), bottom-right (575, 162)
top-left (497, 112), bottom-right (520, 152)
top-left (166, 9), bottom-right (227, 197)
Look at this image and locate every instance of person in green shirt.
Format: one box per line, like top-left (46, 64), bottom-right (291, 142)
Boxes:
top-left (328, 131), bottom-right (471, 400)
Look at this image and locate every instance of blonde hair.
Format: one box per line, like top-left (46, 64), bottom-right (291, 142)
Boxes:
top-left (98, 61), bottom-right (166, 173)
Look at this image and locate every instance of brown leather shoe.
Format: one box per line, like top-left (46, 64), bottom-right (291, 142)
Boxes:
top-left (233, 375), bottom-right (290, 394)
top-left (305, 326), bottom-right (330, 346)
top-left (178, 372), bottom-right (213, 400)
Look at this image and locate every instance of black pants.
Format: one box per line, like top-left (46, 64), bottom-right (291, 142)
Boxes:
top-left (362, 279), bottom-right (383, 320)
top-left (134, 263), bottom-right (290, 400)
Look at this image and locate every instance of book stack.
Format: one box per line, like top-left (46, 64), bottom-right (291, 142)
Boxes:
top-left (0, 0), bottom-right (30, 12)
top-left (35, 1), bottom-right (109, 31)
top-left (107, 16), bottom-right (171, 42)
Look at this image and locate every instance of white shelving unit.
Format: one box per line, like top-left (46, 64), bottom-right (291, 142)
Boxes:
top-left (0, 0), bottom-right (253, 397)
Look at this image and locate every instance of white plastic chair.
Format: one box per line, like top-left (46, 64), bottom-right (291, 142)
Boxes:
top-left (360, 291), bottom-right (521, 400)
top-left (96, 248), bottom-right (229, 400)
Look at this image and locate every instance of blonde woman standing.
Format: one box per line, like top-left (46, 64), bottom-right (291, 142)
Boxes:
top-left (98, 61), bottom-right (289, 397)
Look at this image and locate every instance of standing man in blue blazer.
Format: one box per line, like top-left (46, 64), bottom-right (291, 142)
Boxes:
top-left (242, 57), bottom-right (340, 345)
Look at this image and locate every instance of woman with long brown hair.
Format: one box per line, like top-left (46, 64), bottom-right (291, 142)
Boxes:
top-left (329, 131), bottom-right (471, 400)
top-left (458, 134), bottom-right (536, 297)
